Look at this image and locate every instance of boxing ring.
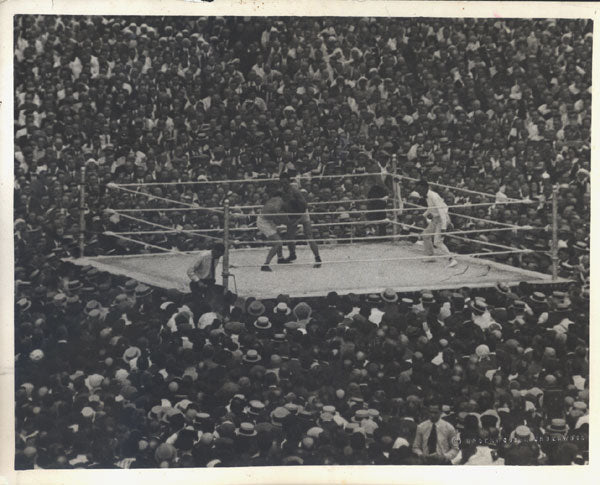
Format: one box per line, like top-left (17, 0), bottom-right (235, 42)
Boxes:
top-left (71, 170), bottom-right (568, 299)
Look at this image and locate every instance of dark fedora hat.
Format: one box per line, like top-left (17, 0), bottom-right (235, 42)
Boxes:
top-left (380, 288), bottom-right (398, 303)
top-left (247, 300), bottom-right (266, 317)
top-left (469, 298), bottom-right (488, 315)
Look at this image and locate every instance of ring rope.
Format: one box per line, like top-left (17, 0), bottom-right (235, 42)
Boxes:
top-left (113, 222), bottom-right (521, 252)
top-left (108, 217), bottom-right (538, 247)
top-left (109, 206), bottom-right (225, 213)
top-left (228, 249), bottom-right (532, 269)
top-left (228, 197), bottom-right (393, 210)
top-left (107, 184), bottom-right (225, 214)
top-left (103, 232), bottom-right (174, 253)
top-left (249, 202), bottom-right (536, 218)
top-left (111, 171), bottom-right (386, 187)
top-left (107, 198), bottom-right (388, 213)
top-left (230, 225), bottom-right (537, 246)
top-left (110, 218), bottom-right (390, 236)
top-left (232, 199), bottom-right (535, 217)
top-left (402, 201), bottom-right (533, 229)
top-left (110, 211), bottom-right (224, 242)
top-left (447, 211), bottom-right (531, 229)
top-left (391, 221), bottom-right (525, 252)
top-left (392, 173), bottom-right (522, 202)
top-left (107, 198), bottom-right (536, 219)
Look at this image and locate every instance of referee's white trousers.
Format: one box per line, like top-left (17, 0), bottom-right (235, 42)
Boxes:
top-left (423, 219), bottom-right (451, 257)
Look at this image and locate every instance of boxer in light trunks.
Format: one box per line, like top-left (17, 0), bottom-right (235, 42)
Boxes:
top-left (257, 195), bottom-right (292, 272)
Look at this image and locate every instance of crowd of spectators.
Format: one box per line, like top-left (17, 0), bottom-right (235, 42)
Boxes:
top-left (14, 15), bottom-right (590, 467)
top-left (14, 270), bottom-right (590, 467)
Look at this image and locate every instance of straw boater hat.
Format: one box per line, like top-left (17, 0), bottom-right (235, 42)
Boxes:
top-left (253, 316), bottom-right (272, 330)
top-left (242, 349), bottom-right (261, 364)
top-left (271, 406), bottom-right (290, 426)
top-left (123, 346), bottom-right (142, 363)
top-left (273, 302), bottom-right (292, 316)
top-left (84, 300), bottom-right (101, 315)
top-left (546, 418), bottom-right (568, 434)
top-left (67, 280), bottom-right (83, 292)
top-left (122, 279), bottom-right (138, 293)
top-left (529, 291), bottom-right (547, 305)
top-left (248, 400), bottom-right (265, 416)
top-left (236, 422), bottom-right (257, 437)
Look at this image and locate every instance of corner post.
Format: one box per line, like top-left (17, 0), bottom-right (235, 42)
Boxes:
top-left (79, 166), bottom-right (86, 258)
top-left (222, 199), bottom-right (230, 292)
top-left (551, 185), bottom-right (559, 280)
top-left (391, 155), bottom-right (399, 239)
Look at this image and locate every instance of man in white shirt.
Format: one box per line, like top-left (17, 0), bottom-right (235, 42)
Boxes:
top-left (187, 242), bottom-right (225, 295)
top-left (413, 403), bottom-right (460, 462)
top-left (414, 179), bottom-right (457, 268)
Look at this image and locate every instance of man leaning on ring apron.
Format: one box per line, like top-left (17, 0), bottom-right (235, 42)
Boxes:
top-left (187, 242), bottom-right (226, 310)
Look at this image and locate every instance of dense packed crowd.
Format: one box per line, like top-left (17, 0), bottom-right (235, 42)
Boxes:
top-left (14, 16), bottom-right (591, 277)
top-left (14, 16), bottom-right (590, 467)
top-left (14, 270), bottom-right (590, 467)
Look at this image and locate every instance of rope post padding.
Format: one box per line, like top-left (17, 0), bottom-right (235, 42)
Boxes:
top-left (222, 199), bottom-right (231, 293)
top-left (79, 166), bottom-right (86, 258)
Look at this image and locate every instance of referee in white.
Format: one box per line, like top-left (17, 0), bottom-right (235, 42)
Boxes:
top-left (414, 179), bottom-right (457, 268)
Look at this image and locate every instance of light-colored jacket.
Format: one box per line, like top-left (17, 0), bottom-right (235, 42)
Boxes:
top-left (412, 418), bottom-right (459, 460)
top-left (424, 189), bottom-right (450, 230)
top-left (187, 250), bottom-right (217, 281)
